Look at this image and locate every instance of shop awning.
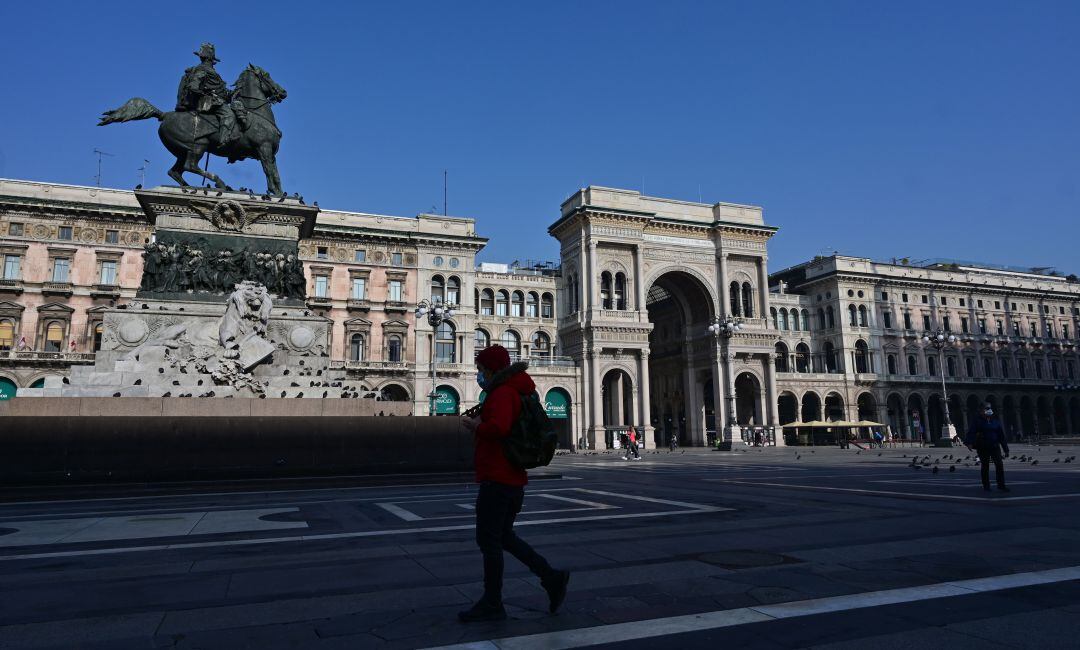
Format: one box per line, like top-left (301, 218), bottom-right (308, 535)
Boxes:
top-left (434, 386), bottom-right (459, 415)
top-left (544, 389), bottom-right (570, 419)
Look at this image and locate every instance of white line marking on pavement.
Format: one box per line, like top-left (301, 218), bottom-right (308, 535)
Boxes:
top-left (375, 502), bottom-right (425, 522)
top-left (710, 480), bottom-right (1080, 502)
top-left (0, 492), bottom-right (727, 562)
top-left (423, 565), bottom-right (1080, 650)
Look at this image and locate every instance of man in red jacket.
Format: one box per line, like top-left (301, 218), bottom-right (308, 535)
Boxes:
top-left (459, 344), bottom-right (570, 622)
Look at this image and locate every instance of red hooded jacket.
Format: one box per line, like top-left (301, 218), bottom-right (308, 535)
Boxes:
top-left (474, 362), bottom-right (533, 486)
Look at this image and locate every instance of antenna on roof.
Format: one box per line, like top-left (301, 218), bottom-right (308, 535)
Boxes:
top-left (443, 169), bottom-right (447, 216)
top-left (137, 159), bottom-right (150, 188)
top-left (93, 148), bottom-right (114, 187)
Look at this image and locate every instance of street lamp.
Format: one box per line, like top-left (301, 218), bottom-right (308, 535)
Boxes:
top-left (920, 329), bottom-right (958, 447)
top-left (707, 316), bottom-right (743, 448)
top-left (415, 298), bottom-right (457, 416)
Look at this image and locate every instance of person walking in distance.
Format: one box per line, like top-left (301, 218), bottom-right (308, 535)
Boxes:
top-left (622, 426), bottom-right (641, 460)
top-left (460, 345), bottom-right (570, 622)
top-left (965, 402), bottom-right (1010, 492)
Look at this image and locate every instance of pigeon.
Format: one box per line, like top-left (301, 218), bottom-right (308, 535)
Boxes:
top-left (322, 391), bottom-right (328, 398)
top-left (290, 382), bottom-right (299, 387)
top-left (259, 394), bottom-right (267, 399)
top-left (1031, 460), bottom-right (1039, 466)
top-left (795, 455), bottom-right (801, 460)
top-left (878, 453), bottom-right (882, 456)
top-left (313, 201), bottom-right (319, 207)
top-left (133, 379), bottom-right (141, 385)
top-left (158, 368), bottom-right (165, 373)
top-left (113, 392), bottom-right (122, 397)
top-left (296, 392), bottom-right (304, 398)
top-left (280, 391), bottom-right (287, 398)
top-left (277, 195), bottom-right (286, 203)
top-left (172, 380), bottom-right (180, 386)
top-left (1053, 458), bottom-right (1060, 463)
top-left (161, 391), bottom-right (171, 398)
top-left (215, 190), bottom-right (223, 197)
top-left (283, 369), bottom-right (290, 375)
top-left (932, 466), bottom-right (939, 474)
top-left (949, 465), bottom-right (956, 472)
top-left (62, 376), bottom-right (70, 384)
top-left (197, 379), bottom-right (203, 386)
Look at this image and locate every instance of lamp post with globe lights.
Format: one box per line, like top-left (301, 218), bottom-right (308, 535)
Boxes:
top-left (707, 316), bottom-right (743, 448)
top-left (415, 298), bottom-right (457, 416)
top-left (921, 329), bottom-right (958, 446)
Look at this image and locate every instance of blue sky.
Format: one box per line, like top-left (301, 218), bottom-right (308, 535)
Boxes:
top-left (2, 1), bottom-right (1078, 272)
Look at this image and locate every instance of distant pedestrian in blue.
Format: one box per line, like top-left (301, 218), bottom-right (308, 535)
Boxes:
top-left (965, 402), bottom-right (1010, 492)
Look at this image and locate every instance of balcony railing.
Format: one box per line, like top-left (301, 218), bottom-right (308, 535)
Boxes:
top-left (346, 298), bottom-right (371, 311)
top-left (306, 295), bottom-right (332, 308)
top-left (90, 283), bottom-right (121, 298)
top-left (41, 282), bottom-right (73, 297)
top-left (335, 360), bottom-right (410, 373)
top-left (384, 300), bottom-right (408, 312)
top-left (0, 350), bottom-right (96, 363)
top-left (0, 278), bottom-right (24, 294)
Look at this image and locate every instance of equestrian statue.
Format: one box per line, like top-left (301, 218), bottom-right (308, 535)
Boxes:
top-left (99, 43), bottom-right (288, 196)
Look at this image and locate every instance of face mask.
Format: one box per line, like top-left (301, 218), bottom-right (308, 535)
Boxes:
top-left (984, 409), bottom-right (993, 417)
top-left (476, 371), bottom-right (488, 389)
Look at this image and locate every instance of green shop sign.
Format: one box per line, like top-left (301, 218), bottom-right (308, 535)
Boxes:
top-left (434, 386), bottom-right (459, 415)
top-left (545, 390), bottom-right (569, 419)
top-left (0, 377), bottom-right (16, 401)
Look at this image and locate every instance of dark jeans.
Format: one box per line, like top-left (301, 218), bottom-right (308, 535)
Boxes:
top-left (475, 481), bottom-right (554, 604)
top-left (976, 443), bottom-right (1006, 488)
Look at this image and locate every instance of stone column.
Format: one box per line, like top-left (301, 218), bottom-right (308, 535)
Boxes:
top-left (765, 354), bottom-right (779, 427)
top-left (719, 348), bottom-right (740, 449)
top-left (757, 257), bottom-right (770, 324)
top-left (589, 348), bottom-right (604, 447)
top-left (684, 363), bottom-right (700, 445)
top-left (588, 240), bottom-right (599, 310)
top-left (639, 350), bottom-right (655, 448)
top-left (718, 253), bottom-right (730, 318)
top-left (634, 244), bottom-right (646, 312)
top-left (613, 371), bottom-right (624, 426)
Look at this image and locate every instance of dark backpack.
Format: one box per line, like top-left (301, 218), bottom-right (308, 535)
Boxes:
top-left (502, 391), bottom-right (557, 469)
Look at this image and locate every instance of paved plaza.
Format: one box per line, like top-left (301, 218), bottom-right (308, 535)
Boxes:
top-left (1, 446), bottom-right (1079, 649)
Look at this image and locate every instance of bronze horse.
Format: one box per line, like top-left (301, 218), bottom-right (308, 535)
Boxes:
top-left (99, 65), bottom-right (287, 196)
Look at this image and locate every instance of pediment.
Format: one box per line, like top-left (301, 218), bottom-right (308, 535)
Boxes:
top-left (344, 317), bottom-right (373, 327)
top-left (36, 302), bottom-right (75, 314)
top-left (0, 300), bottom-right (25, 313)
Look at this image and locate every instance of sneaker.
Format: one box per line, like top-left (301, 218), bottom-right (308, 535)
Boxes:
top-left (458, 600), bottom-right (507, 623)
top-left (542, 570), bottom-right (570, 614)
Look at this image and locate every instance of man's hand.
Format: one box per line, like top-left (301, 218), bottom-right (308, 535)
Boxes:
top-left (461, 416), bottom-right (479, 432)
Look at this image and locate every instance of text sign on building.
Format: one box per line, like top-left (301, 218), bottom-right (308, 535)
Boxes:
top-left (434, 387), bottom-right (459, 415)
top-left (0, 378), bottom-right (15, 401)
top-left (545, 390), bottom-right (569, 419)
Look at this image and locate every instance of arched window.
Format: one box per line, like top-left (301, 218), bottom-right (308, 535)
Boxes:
top-left (887, 354), bottom-right (897, 375)
top-left (430, 275), bottom-right (445, 303)
top-left (908, 355), bottom-right (918, 375)
top-left (730, 282), bottom-right (741, 316)
top-left (526, 292), bottom-right (538, 318)
top-left (495, 290), bottom-right (509, 316)
top-left (817, 308), bottom-right (826, 330)
top-left (984, 357), bottom-right (993, 377)
top-left (511, 291), bottom-right (524, 317)
top-left (1052, 360), bottom-right (1060, 379)
top-left (531, 331), bottom-right (551, 356)
top-left (1035, 359), bottom-right (1043, 379)
top-left (541, 292), bottom-right (554, 319)
top-left (796, 343), bottom-right (811, 373)
top-left (741, 282), bottom-right (754, 318)
top-left (965, 357), bottom-right (975, 377)
top-left (826, 306), bottom-right (835, 328)
top-left (350, 333), bottom-right (365, 361)
top-left (566, 276), bottom-right (577, 312)
top-left (824, 342), bottom-right (838, 373)
top-left (947, 356), bottom-right (957, 377)
top-left (474, 289), bottom-right (480, 314)
top-left (854, 340), bottom-right (869, 373)
top-left (91, 323), bottom-right (103, 352)
top-left (501, 330), bottom-right (521, 357)
top-left (435, 321), bottom-right (456, 363)
top-left (45, 321), bottom-right (64, 353)
top-left (600, 272), bottom-right (613, 310)
top-left (770, 308), bottom-right (778, 329)
top-left (790, 310), bottom-right (800, 331)
top-left (849, 304), bottom-right (858, 326)
top-left (1000, 357), bottom-right (1010, 378)
top-left (614, 273), bottom-right (626, 310)
top-left (801, 309), bottom-right (810, 331)
top-left (1018, 359), bottom-right (1027, 379)
top-left (474, 328), bottom-right (490, 353)
top-left (928, 355), bottom-right (938, 376)
top-left (446, 276), bottom-right (460, 305)
top-left (779, 309), bottom-right (789, 331)
top-left (775, 342), bottom-right (789, 372)
top-left (859, 305), bottom-right (868, 327)
top-left (387, 335), bottom-right (402, 363)
top-left (0, 319), bottom-right (13, 351)
top-left (480, 289), bottom-right (494, 315)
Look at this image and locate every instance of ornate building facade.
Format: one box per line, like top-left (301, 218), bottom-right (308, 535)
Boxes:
top-left (3, 178), bottom-right (1078, 444)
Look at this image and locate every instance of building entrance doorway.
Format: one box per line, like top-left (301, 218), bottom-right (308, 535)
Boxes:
top-left (645, 271), bottom-right (716, 447)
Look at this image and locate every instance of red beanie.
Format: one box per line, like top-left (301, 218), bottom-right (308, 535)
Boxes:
top-left (476, 344), bottom-right (511, 372)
